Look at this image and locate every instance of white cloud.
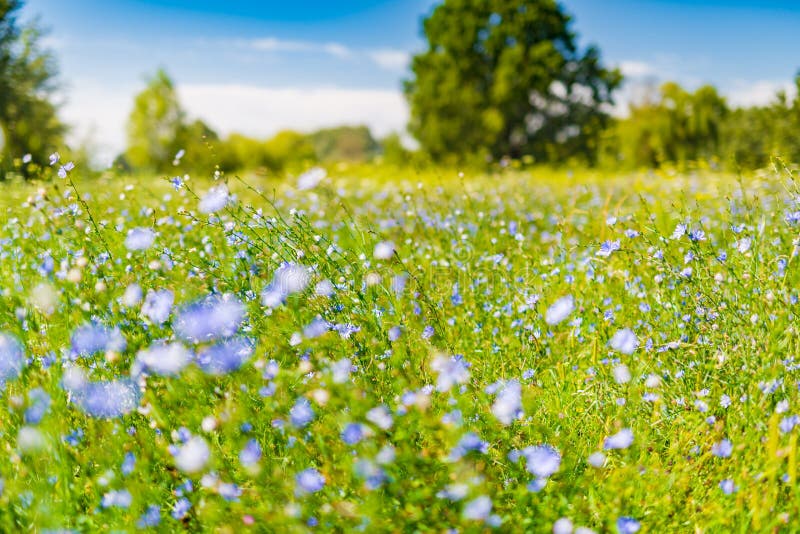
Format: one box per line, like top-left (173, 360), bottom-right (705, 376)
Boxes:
top-left (618, 60), bottom-right (656, 79)
top-left (178, 83), bottom-right (408, 138)
top-left (239, 37), bottom-right (407, 70)
top-left (57, 80), bottom-right (410, 165)
top-left (726, 79), bottom-right (796, 108)
top-left (367, 49), bottom-right (410, 72)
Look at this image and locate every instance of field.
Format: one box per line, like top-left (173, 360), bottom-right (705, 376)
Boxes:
top-left (1, 164), bottom-right (800, 532)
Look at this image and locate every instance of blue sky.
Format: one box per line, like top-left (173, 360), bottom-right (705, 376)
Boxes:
top-left (20, 0), bottom-right (800, 162)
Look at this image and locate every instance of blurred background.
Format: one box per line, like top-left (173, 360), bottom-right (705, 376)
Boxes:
top-left (2, 0), bottom-right (799, 177)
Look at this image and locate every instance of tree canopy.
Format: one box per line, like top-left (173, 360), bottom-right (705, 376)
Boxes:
top-left (404, 0), bottom-right (621, 164)
top-left (0, 0), bottom-right (65, 176)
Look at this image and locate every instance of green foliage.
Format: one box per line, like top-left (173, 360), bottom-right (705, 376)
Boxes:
top-left (605, 82), bottom-right (727, 168)
top-left (404, 0), bottom-right (621, 164)
top-left (0, 0), bottom-right (65, 177)
top-left (261, 130), bottom-right (316, 173)
top-left (125, 69), bottom-right (220, 175)
top-left (310, 125), bottom-right (378, 163)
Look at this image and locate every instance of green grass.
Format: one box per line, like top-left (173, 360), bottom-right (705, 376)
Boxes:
top-left (0, 163), bottom-right (799, 532)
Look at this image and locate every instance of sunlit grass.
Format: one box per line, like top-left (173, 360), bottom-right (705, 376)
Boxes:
top-left (0, 162), bottom-right (798, 531)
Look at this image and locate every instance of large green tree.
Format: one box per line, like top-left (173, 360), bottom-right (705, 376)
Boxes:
top-left (0, 0), bottom-right (65, 175)
top-left (125, 69), bottom-right (219, 173)
top-left (404, 0), bottom-right (621, 163)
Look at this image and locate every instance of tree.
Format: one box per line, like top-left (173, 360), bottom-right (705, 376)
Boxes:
top-left (0, 0), bottom-right (65, 176)
top-left (310, 125), bottom-right (379, 163)
top-left (404, 0), bottom-right (621, 164)
top-left (125, 69), bottom-right (187, 172)
top-left (125, 69), bottom-right (221, 174)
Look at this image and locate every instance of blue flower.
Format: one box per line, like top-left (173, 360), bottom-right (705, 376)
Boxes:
top-left (171, 497), bottom-right (192, 520)
top-left (121, 452), bottom-right (136, 476)
top-left (24, 388), bottom-right (50, 424)
top-left (101, 489), bottom-right (132, 509)
top-left (597, 240), bottom-right (621, 257)
top-left (70, 323), bottom-right (126, 356)
top-left (138, 505), bottom-right (161, 527)
top-left (290, 397), bottom-right (315, 428)
top-left (296, 468), bottom-right (325, 494)
top-left (616, 517), bottom-right (641, 533)
top-left (240, 439), bottom-right (262, 467)
top-left (69, 379), bottom-right (141, 419)
top-left (195, 337), bottom-right (254, 375)
top-left (711, 438), bottom-right (732, 458)
top-left (449, 432), bottom-right (488, 461)
top-left (142, 289), bottom-right (174, 325)
top-left (124, 227), bottom-right (155, 251)
top-left (174, 294), bottom-right (245, 343)
top-left (341, 423), bottom-right (366, 445)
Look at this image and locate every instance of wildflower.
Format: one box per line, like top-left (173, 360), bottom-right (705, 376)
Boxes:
top-left (240, 439), bottom-right (262, 467)
top-left (135, 342), bottom-right (193, 376)
top-left (138, 505), bottom-right (161, 527)
top-left (609, 328), bottom-right (638, 355)
top-left (597, 240), bottom-right (621, 257)
top-left (587, 452), bottom-right (606, 467)
top-left (57, 161), bottom-right (74, 178)
top-left (604, 428), bottom-right (634, 450)
top-left (449, 432), bottom-right (489, 460)
top-left (199, 184), bottom-right (230, 214)
top-left (261, 263), bottom-right (310, 308)
top-left (70, 379), bottom-right (141, 418)
top-left (141, 289), bottom-right (174, 325)
top-left (613, 364), bottom-right (631, 384)
top-left (195, 337), bottom-right (254, 375)
top-left (719, 479), bottom-right (737, 495)
top-left (736, 237), bottom-right (751, 253)
top-left (491, 380), bottom-right (523, 425)
top-left (101, 489), bottom-right (132, 509)
top-left (616, 517), bottom-right (640, 534)
top-left (174, 294), bottom-right (245, 343)
top-left (124, 228), bottom-right (155, 251)
top-left (296, 468), bottom-right (325, 494)
top-left (70, 323), bottom-right (126, 356)
top-left (545, 295), bottom-right (574, 325)
top-left (297, 167), bottom-right (326, 190)
top-left (24, 388), bottom-right (51, 424)
top-left (0, 333), bottom-right (25, 390)
top-left (431, 354), bottom-right (470, 392)
top-left (17, 426), bottom-right (46, 452)
top-left (388, 325), bottom-right (403, 341)
top-left (522, 445), bottom-right (561, 478)
top-left (553, 518), bottom-right (573, 534)
top-left (341, 423), bottom-right (366, 445)
top-left (122, 283), bottom-right (142, 307)
top-left (365, 405), bottom-right (393, 430)
top-left (290, 398), bottom-right (315, 428)
top-left (174, 436), bottom-right (210, 474)
top-left (711, 438), bottom-right (732, 458)
top-left (171, 497), bottom-right (192, 520)
top-left (49, 152), bottom-right (60, 165)
top-left (373, 241), bottom-right (395, 260)
top-left (462, 495), bottom-right (492, 521)
top-left (121, 452), bottom-right (136, 475)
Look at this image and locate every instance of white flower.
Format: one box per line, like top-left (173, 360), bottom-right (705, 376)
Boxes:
top-left (373, 241), bottom-right (395, 260)
top-left (199, 184), bottom-right (230, 214)
top-left (545, 295), bottom-right (574, 325)
top-left (175, 436), bottom-right (210, 473)
top-left (609, 328), bottom-right (638, 355)
top-left (604, 428), bottom-right (634, 450)
top-left (124, 228), bottom-right (155, 251)
top-left (297, 167), bottom-right (326, 190)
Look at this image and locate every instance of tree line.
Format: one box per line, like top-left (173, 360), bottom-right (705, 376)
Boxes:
top-left (1, 0), bottom-right (798, 179)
